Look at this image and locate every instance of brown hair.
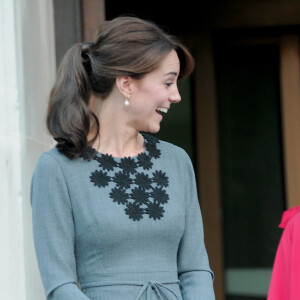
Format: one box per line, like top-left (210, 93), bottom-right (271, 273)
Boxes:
top-left (47, 16), bottom-right (195, 159)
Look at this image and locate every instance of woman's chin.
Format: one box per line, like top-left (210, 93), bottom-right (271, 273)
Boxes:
top-left (145, 125), bottom-right (160, 134)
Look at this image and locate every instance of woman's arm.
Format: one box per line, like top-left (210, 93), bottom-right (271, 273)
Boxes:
top-left (31, 153), bottom-right (89, 299)
top-left (177, 153), bottom-right (215, 300)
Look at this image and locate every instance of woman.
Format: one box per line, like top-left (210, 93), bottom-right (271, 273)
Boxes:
top-left (267, 205), bottom-right (300, 299)
top-left (31, 16), bottom-right (215, 300)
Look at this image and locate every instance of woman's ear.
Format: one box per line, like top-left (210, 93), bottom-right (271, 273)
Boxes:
top-left (115, 75), bottom-right (133, 98)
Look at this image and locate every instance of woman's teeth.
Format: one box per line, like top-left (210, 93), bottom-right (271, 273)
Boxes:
top-left (156, 107), bottom-right (168, 114)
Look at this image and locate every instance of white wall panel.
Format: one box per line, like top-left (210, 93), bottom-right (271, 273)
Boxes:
top-left (0, 0), bottom-right (56, 299)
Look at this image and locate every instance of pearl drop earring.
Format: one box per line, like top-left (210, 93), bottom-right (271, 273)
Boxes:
top-left (124, 98), bottom-right (130, 106)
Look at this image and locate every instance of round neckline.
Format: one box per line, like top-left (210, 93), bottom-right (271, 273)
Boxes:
top-left (90, 132), bottom-right (148, 161)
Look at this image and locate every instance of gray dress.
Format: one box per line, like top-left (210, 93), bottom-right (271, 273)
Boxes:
top-left (31, 134), bottom-right (215, 300)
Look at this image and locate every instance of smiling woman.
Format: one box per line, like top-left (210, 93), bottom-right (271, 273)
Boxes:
top-left (46, 16), bottom-right (193, 160)
top-left (30, 16), bottom-right (215, 300)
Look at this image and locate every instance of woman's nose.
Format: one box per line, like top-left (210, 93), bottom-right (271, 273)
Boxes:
top-left (169, 87), bottom-right (181, 103)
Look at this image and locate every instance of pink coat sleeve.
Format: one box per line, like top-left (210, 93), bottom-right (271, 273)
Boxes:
top-left (267, 211), bottom-right (300, 300)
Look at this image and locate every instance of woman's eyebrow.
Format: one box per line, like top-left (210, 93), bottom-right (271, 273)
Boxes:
top-left (164, 71), bottom-right (178, 76)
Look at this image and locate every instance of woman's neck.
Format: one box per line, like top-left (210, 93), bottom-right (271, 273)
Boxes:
top-left (88, 94), bottom-right (144, 158)
top-left (95, 128), bottom-right (144, 158)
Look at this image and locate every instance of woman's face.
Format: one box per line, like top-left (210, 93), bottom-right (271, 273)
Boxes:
top-left (128, 50), bottom-right (181, 133)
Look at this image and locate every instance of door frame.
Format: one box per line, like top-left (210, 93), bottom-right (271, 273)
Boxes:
top-left (192, 33), bottom-right (300, 299)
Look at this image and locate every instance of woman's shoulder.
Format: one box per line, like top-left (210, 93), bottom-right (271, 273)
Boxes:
top-left (34, 146), bottom-right (82, 174)
top-left (144, 133), bottom-right (189, 158)
top-left (37, 146), bottom-right (68, 164)
top-left (279, 205), bottom-right (300, 229)
top-left (143, 134), bottom-right (195, 176)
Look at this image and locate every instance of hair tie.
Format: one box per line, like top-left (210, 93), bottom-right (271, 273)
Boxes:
top-left (81, 42), bottom-right (94, 74)
top-left (81, 42), bottom-right (94, 53)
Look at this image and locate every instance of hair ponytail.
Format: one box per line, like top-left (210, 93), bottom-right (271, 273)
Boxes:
top-left (47, 43), bottom-right (98, 159)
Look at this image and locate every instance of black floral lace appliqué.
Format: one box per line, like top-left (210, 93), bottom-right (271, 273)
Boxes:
top-left (131, 187), bottom-right (150, 205)
top-left (109, 187), bottom-right (129, 205)
top-left (137, 153), bottom-right (153, 170)
top-left (96, 154), bottom-right (118, 171)
top-left (145, 202), bottom-right (165, 220)
top-left (113, 171), bottom-right (133, 189)
top-left (119, 157), bottom-right (138, 174)
top-left (125, 203), bottom-right (144, 221)
top-left (152, 170), bottom-right (169, 187)
top-left (134, 172), bottom-right (152, 190)
top-left (150, 187), bottom-right (169, 204)
top-left (87, 134), bottom-right (170, 221)
top-left (146, 142), bottom-right (161, 159)
top-left (90, 170), bottom-right (110, 188)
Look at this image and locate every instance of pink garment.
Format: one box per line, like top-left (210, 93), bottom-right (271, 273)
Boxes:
top-left (267, 205), bottom-right (300, 300)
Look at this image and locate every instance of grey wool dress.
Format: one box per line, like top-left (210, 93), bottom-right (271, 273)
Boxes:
top-left (31, 133), bottom-right (215, 300)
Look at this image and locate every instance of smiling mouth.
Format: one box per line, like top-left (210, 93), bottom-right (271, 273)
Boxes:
top-left (156, 107), bottom-right (168, 116)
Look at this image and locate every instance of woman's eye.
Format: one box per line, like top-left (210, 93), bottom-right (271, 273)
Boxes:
top-left (165, 82), bottom-right (172, 87)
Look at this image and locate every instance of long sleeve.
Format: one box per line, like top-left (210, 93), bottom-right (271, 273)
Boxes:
top-left (267, 212), bottom-right (300, 300)
top-left (177, 154), bottom-right (215, 300)
top-left (31, 153), bottom-right (89, 300)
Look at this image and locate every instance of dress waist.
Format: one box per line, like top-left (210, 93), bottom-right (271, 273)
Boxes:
top-left (79, 272), bottom-right (180, 300)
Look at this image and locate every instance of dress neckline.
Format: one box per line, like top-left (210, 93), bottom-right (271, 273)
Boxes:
top-left (91, 132), bottom-right (147, 160)
top-left (81, 133), bottom-right (160, 162)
